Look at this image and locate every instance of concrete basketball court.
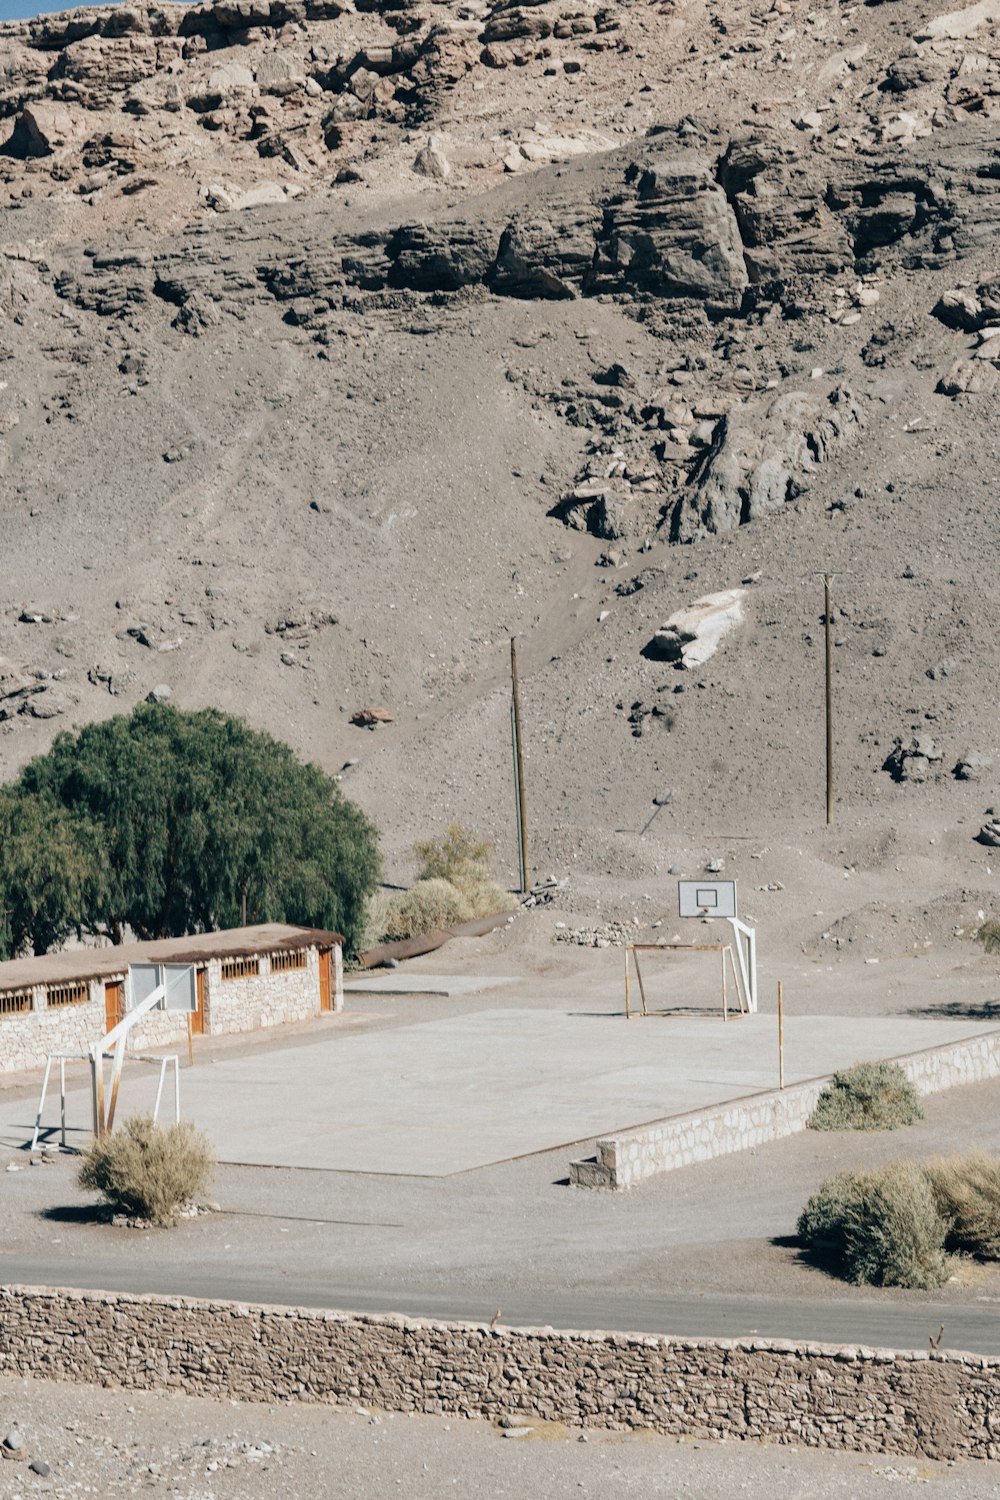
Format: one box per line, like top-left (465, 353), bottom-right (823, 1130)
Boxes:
top-left (4, 1006), bottom-right (998, 1176)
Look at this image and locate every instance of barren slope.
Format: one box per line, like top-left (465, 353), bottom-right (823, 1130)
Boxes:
top-left (1, 0), bottom-right (1000, 956)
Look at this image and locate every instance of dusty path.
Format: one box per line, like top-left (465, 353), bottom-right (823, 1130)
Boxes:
top-left (1, 1372), bottom-right (999, 1500)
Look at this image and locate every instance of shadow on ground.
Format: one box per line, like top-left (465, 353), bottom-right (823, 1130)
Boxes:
top-left (905, 1001), bottom-right (1000, 1021)
top-left (39, 1203), bottom-right (115, 1227)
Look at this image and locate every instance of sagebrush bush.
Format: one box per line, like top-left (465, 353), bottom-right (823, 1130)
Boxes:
top-left (449, 870), bottom-right (516, 921)
top-left (842, 1161), bottom-right (950, 1289)
top-left (379, 878), bottom-right (472, 940)
top-left (798, 1161), bottom-right (949, 1289)
top-left (414, 824), bottom-right (495, 884)
top-left (977, 919), bottom-right (1000, 955)
top-left (357, 824), bottom-right (515, 949)
top-left (79, 1116), bottom-right (214, 1226)
top-left (796, 1170), bottom-right (868, 1273)
top-left (926, 1153), bottom-right (1000, 1259)
top-left (807, 1060), bottom-right (924, 1132)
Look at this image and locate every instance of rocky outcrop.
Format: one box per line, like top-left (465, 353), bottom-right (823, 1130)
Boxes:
top-left (670, 386), bottom-right (864, 542)
top-left (588, 155), bottom-right (749, 311)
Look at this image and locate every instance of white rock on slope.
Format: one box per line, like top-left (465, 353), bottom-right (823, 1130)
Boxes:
top-left (648, 589), bottom-right (745, 669)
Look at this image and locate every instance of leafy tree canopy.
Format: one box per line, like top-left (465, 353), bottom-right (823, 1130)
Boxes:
top-left (2, 704), bottom-right (381, 956)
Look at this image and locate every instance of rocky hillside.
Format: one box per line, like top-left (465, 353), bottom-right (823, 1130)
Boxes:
top-left (1, 0), bottom-right (999, 942)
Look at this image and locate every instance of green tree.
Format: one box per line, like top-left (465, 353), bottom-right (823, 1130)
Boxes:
top-left (12, 704), bottom-right (381, 953)
top-left (0, 789), bottom-right (105, 957)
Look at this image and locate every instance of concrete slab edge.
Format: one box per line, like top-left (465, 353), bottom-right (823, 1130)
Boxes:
top-left (569, 1028), bottom-right (1000, 1189)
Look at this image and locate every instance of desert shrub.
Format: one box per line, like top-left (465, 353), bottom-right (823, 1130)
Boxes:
top-left (450, 871), bottom-right (516, 921)
top-left (976, 920), bottom-right (1000, 956)
top-left (79, 1116), bottom-right (214, 1226)
top-left (926, 1153), bottom-right (1000, 1259)
top-left (842, 1161), bottom-right (950, 1289)
top-left (807, 1060), bottom-right (924, 1132)
top-left (798, 1161), bottom-right (949, 1289)
top-left (379, 878), bottom-right (472, 941)
top-left (410, 823), bottom-right (514, 924)
top-left (796, 1170), bottom-right (868, 1273)
top-left (356, 887), bottom-right (396, 953)
top-left (414, 823), bottom-right (494, 885)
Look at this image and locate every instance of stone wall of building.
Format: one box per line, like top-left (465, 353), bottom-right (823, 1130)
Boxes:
top-left (202, 950), bottom-right (323, 1035)
top-left (0, 1286), bottom-right (998, 1462)
top-left (0, 982), bottom-right (104, 1074)
top-left (571, 1029), bottom-right (1000, 1188)
top-left (0, 943), bottom-right (341, 1073)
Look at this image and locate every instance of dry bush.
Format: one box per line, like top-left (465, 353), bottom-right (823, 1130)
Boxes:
top-left (449, 870), bottom-right (516, 921)
top-left (842, 1161), bottom-right (950, 1289)
top-left (796, 1170), bottom-right (868, 1274)
top-left (357, 887), bottom-right (396, 952)
top-left (807, 1060), bottom-right (924, 1132)
top-left (798, 1161), bottom-right (949, 1290)
top-left (79, 1116), bottom-right (214, 1226)
top-left (926, 1153), bottom-right (1000, 1258)
top-left (976, 919), bottom-right (1000, 956)
top-left (379, 878), bottom-right (472, 941)
top-left (414, 824), bottom-right (495, 884)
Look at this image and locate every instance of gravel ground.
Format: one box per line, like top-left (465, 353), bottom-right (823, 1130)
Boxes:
top-left (2, 1373), bottom-right (1000, 1500)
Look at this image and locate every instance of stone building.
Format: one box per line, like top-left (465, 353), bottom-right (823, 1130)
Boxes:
top-left (0, 924), bottom-right (344, 1075)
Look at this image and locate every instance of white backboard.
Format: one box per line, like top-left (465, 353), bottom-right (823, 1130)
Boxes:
top-left (127, 962), bottom-right (197, 1013)
top-left (678, 880), bottom-right (738, 919)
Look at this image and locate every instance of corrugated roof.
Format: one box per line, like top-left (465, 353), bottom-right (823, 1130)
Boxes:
top-left (0, 924), bottom-right (344, 993)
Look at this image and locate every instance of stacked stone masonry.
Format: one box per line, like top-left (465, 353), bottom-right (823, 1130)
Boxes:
top-left (571, 1030), bottom-right (1000, 1189)
top-left (0, 1286), bottom-right (998, 1462)
top-left (0, 982), bottom-right (103, 1076)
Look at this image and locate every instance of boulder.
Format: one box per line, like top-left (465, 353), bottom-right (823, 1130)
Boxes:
top-left (413, 142), bottom-right (450, 180)
top-left (647, 589), bottom-right (745, 669)
top-left (19, 101), bottom-right (88, 155)
top-left (255, 50), bottom-right (306, 95)
top-left (351, 706), bottom-right (394, 728)
top-left (914, 0), bottom-right (1000, 41)
top-left (937, 358), bottom-right (997, 396)
top-left (883, 736), bottom-right (943, 783)
top-left (955, 752), bottom-right (992, 781)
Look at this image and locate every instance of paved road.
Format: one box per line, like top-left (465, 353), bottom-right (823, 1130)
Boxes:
top-left (4, 1259), bottom-right (996, 1355)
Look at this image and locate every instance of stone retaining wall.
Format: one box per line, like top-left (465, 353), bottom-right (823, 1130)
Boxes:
top-left (571, 1028), bottom-right (1000, 1189)
top-left (1, 1285), bottom-right (998, 1462)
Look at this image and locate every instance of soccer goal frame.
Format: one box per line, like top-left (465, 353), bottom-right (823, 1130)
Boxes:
top-left (624, 940), bottom-right (750, 1022)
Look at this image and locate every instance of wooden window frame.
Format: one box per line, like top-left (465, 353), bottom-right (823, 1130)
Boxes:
top-left (220, 957), bottom-right (260, 982)
top-left (270, 949), bottom-right (307, 974)
top-left (46, 981), bottom-right (89, 1009)
top-left (0, 989), bottom-right (33, 1018)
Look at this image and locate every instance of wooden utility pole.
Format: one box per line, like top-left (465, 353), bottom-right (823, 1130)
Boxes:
top-left (510, 638), bottom-right (530, 894)
top-left (824, 573), bottom-right (833, 826)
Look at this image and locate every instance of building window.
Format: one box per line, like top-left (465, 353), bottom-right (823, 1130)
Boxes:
top-left (0, 990), bottom-right (33, 1018)
top-left (270, 949), bottom-right (307, 973)
top-left (46, 982), bottom-right (89, 1008)
top-left (221, 957), bottom-right (260, 982)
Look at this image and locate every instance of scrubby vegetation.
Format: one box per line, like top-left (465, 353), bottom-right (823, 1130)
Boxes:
top-left (976, 919), bottom-right (1000, 956)
top-left (798, 1152), bottom-right (1000, 1289)
top-left (925, 1153), bottom-right (1000, 1259)
top-left (361, 825), bottom-right (515, 947)
top-left (807, 1060), bottom-right (924, 1132)
top-left (79, 1117), bottom-right (215, 1227)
